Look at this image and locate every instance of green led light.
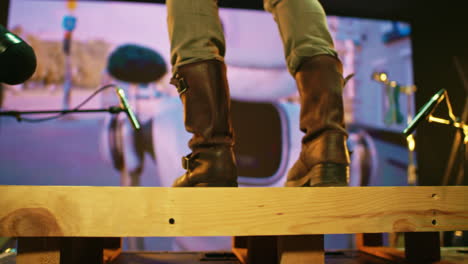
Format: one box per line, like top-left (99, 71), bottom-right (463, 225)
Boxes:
top-left (5, 33), bottom-right (22, 44)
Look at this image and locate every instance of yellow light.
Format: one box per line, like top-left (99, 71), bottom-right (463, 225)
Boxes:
top-left (428, 116), bottom-right (451, 125)
top-left (67, 0), bottom-right (77, 10)
top-left (406, 134), bottom-right (416, 151)
top-left (379, 73), bottom-right (388, 82)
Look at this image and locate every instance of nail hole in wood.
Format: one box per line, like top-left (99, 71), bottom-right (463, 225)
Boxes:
top-left (169, 218), bottom-right (175, 224)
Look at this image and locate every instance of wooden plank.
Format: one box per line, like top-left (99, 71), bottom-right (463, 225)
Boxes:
top-left (358, 246), bottom-right (406, 263)
top-left (0, 186), bottom-right (467, 237)
top-left (231, 247), bottom-right (247, 264)
top-left (17, 237), bottom-right (60, 264)
top-left (232, 237), bottom-right (248, 264)
top-left (278, 235), bottom-right (324, 264)
top-left (16, 237), bottom-right (120, 264)
top-left (102, 238), bottom-right (122, 263)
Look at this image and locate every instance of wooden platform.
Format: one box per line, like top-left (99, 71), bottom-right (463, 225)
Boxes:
top-left (0, 185), bottom-right (467, 264)
top-left (1, 185), bottom-right (467, 237)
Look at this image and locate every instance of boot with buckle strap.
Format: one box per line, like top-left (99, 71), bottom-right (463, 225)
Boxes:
top-left (286, 55), bottom-right (350, 187)
top-left (170, 59), bottom-right (237, 187)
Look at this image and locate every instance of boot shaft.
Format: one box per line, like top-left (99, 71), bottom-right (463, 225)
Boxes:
top-left (171, 60), bottom-right (234, 148)
top-left (295, 55), bottom-right (347, 142)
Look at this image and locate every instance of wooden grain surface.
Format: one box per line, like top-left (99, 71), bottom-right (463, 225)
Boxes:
top-left (0, 186), bottom-right (467, 237)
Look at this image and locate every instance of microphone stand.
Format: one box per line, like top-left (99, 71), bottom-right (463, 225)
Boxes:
top-left (0, 85), bottom-right (140, 130)
top-left (405, 88), bottom-right (467, 186)
top-left (0, 106), bottom-right (125, 121)
top-left (439, 57), bottom-right (468, 186)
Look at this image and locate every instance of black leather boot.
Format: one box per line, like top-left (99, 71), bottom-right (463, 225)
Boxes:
top-left (286, 55), bottom-right (350, 187)
top-left (170, 60), bottom-right (237, 187)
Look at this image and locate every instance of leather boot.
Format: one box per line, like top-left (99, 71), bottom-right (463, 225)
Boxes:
top-left (170, 60), bottom-right (237, 187)
top-left (286, 55), bottom-right (350, 187)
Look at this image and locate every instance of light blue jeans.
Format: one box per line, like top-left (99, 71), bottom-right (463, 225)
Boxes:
top-left (167, 0), bottom-right (337, 75)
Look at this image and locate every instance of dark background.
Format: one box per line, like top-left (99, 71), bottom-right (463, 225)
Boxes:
top-left (1, 0), bottom-right (467, 186)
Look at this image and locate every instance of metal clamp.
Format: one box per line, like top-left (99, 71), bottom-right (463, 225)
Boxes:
top-left (182, 154), bottom-right (191, 171)
top-left (170, 73), bottom-right (188, 95)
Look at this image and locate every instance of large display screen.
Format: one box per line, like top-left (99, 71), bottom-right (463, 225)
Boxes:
top-left (2, 0), bottom-right (414, 251)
